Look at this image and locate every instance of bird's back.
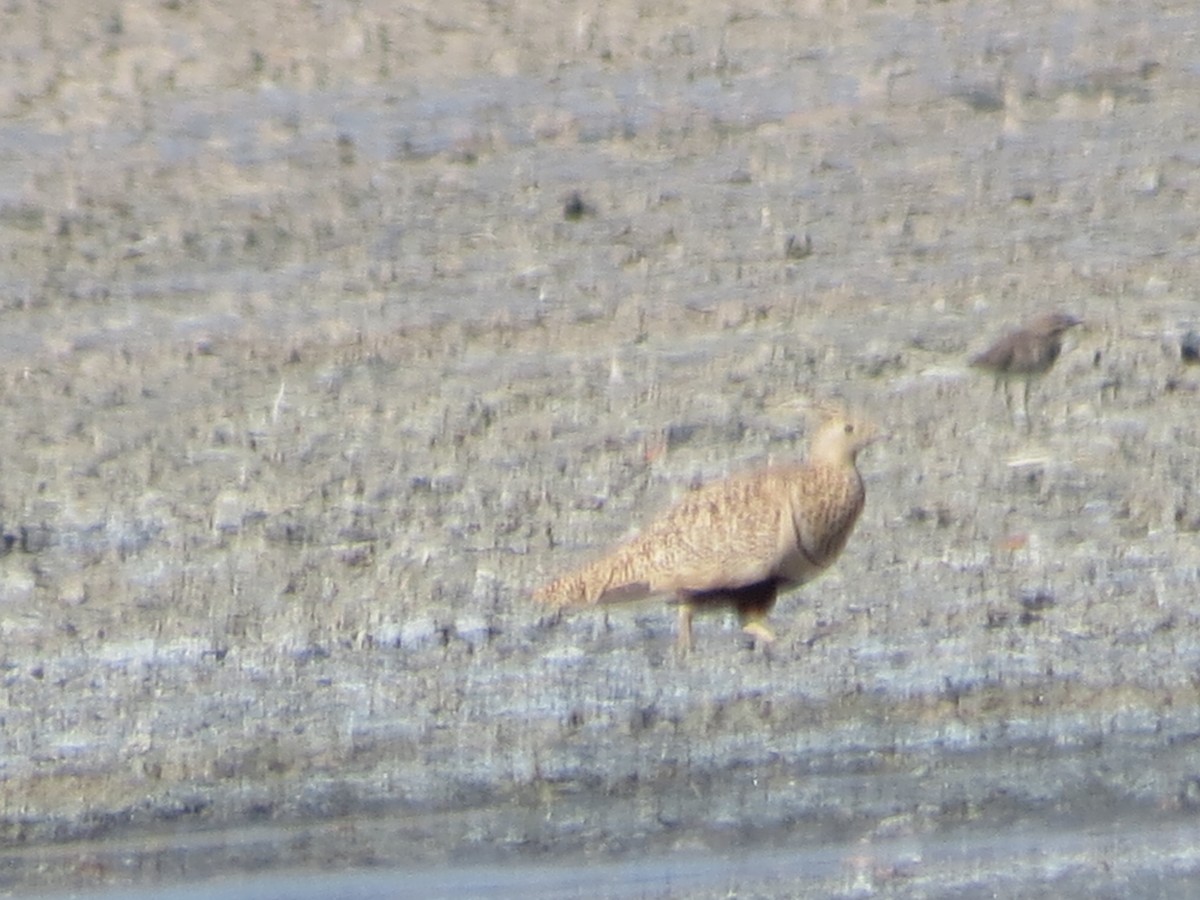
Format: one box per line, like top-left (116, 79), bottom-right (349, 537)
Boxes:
top-left (971, 334), bottom-right (1058, 375)
top-left (621, 468), bottom-right (797, 594)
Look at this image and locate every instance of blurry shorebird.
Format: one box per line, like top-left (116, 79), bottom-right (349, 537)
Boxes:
top-left (970, 312), bottom-right (1082, 426)
top-left (534, 405), bottom-right (880, 651)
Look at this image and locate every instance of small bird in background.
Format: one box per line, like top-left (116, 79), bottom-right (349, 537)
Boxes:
top-left (970, 312), bottom-right (1082, 426)
top-left (534, 405), bottom-right (880, 652)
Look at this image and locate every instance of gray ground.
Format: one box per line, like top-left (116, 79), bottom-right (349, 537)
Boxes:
top-left (3, 0), bottom-right (1200, 896)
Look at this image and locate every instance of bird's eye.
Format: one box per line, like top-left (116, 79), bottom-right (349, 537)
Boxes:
top-left (844, 423), bottom-right (854, 434)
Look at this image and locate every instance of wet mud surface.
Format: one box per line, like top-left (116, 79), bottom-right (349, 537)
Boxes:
top-left (3, 0), bottom-right (1200, 895)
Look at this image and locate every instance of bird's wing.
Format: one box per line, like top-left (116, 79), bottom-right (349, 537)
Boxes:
top-left (972, 338), bottom-right (1015, 370)
top-left (622, 471), bottom-right (793, 595)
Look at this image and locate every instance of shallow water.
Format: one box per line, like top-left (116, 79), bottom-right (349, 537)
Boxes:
top-left (17, 810), bottom-right (1200, 899)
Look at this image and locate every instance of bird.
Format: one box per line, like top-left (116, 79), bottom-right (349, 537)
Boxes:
top-left (970, 312), bottom-right (1082, 425)
top-left (534, 406), bottom-right (880, 651)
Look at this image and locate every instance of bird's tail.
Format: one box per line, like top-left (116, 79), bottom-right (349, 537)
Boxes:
top-left (533, 545), bottom-right (654, 607)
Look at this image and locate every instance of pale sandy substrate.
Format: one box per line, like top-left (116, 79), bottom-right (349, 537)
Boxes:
top-left (2, 0), bottom-right (1200, 895)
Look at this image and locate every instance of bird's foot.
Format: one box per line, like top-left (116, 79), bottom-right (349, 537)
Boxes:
top-left (741, 621), bottom-right (776, 649)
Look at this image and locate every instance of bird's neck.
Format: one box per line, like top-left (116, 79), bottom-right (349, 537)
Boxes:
top-left (808, 448), bottom-right (856, 469)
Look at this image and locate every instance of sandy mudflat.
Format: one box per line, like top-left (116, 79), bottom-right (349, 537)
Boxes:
top-left (3, 0), bottom-right (1200, 896)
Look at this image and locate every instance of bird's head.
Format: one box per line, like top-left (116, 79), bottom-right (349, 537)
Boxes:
top-left (807, 405), bottom-right (882, 466)
top-left (1035, 312), bottom-right (1083, 337)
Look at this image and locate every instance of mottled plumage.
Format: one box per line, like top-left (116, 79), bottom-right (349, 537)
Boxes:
top-left (971, 312), bottom-right (1082, 424)
top-left (534, 409), bottom-right (879, 650)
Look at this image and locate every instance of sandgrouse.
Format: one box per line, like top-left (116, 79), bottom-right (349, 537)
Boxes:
top-left (534, 407), bottom-right (880, 651)
top-left (970, 312), bottom-right (1081, 424)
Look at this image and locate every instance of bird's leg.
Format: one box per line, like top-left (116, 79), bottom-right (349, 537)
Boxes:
top-left (998, 377), bottom-right (1012, 416)
top-left (731, 582), bottom-right (781, 649)
top-left (1022, 377), bottom-right (1033, 432)
top-left (675, 600), bottom-right (695, 654)
top-left (736, 599), bottom-right (776, 649)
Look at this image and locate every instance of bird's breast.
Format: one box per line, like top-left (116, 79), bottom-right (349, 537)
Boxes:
top-left (775, 541), bottom-right (824, 585)
top-left (778, 466), bottom-right (865, 578)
